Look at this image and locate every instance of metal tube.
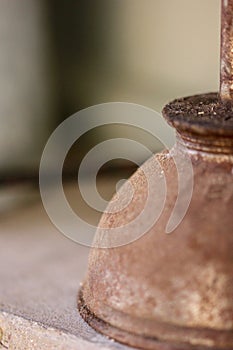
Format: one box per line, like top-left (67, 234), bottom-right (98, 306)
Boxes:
top-left (220, 0), bottom-right (233, 101)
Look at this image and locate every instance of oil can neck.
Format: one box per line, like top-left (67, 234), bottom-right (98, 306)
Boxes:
top-left (162, 93), bottom-right (233, 156)
top-left (176, 131), bottom-right (233, 156)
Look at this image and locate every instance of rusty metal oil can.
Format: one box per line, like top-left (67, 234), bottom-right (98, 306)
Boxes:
top-left (79, 1), bottom-right (233, 349)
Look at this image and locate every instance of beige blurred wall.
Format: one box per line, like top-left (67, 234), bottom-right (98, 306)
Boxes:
top-left (0, 0), bottom-right (56, 173)
top-left (0, 1), bottom-right (221, 173)
top-left (75, 0), bottom-right (220, 111)
top-left (72, 0), bottom-right (221, 159)
top-left (117, 0), bottom-right (220, 109)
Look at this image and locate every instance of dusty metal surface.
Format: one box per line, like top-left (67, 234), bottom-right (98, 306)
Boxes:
top-left (0, 181), bottom-right (131, 350)
top-left (220, 0), bottom-right (233, 101)
top-left (0, 311), bottom-right (112, 350)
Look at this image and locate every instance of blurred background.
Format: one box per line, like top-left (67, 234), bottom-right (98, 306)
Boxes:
top-left (0, 0), bottom-right (220, 214)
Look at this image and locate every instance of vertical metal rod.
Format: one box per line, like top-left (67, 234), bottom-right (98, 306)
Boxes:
top-left (220, 0), bottom-right (233, 101)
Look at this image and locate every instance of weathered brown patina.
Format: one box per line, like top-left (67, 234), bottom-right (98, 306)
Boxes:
top-left (79, 2), bottom-right (233, 349)
top-left (220, 0), bottom-right (233, 101)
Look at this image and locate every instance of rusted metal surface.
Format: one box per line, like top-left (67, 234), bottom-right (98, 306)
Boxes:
top-left (79, 3), bottom-right (233, 350)
top-left (79, 120), bottom-right (233, 349)
top-left (220, 0), bottom-right (233, 101)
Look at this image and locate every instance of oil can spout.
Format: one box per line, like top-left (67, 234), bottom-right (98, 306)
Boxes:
top-left (220, 0), bottom-right (233, 101)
